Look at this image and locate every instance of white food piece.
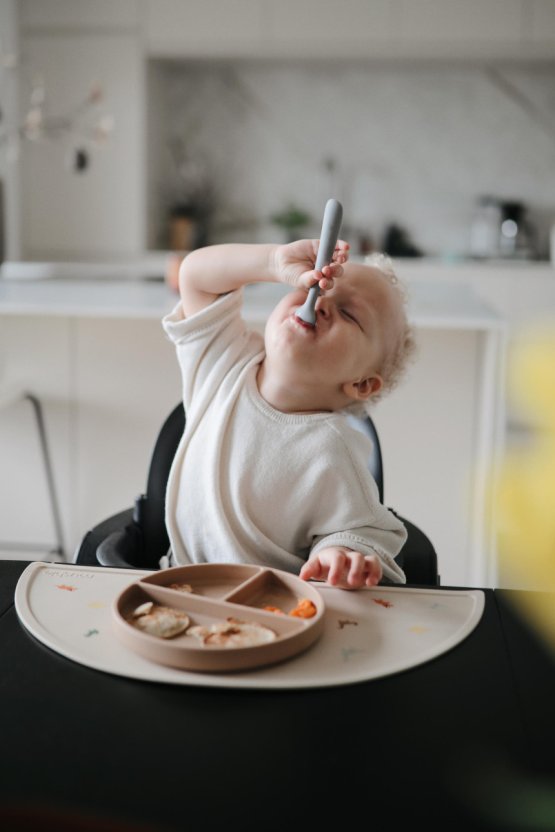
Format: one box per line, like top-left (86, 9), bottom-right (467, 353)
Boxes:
top-left (188, 617), bottom-right (276, 648)
top-left (131, 604), bottom-right (190, 639)
top-left (132, 601), bottom-right (154, 617)
top-left (168, 583), bottom-right (194, 593)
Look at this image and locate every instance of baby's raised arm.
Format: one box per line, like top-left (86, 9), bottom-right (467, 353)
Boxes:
top-left (178, 240), bottom-right (349, 318)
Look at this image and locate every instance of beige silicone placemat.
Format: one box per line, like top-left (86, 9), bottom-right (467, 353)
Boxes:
top-left (15, 562), bottom-right (485, 689)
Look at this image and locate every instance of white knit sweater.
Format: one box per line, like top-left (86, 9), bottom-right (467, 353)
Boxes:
top-left (162, 289), bottom-right (406, 583)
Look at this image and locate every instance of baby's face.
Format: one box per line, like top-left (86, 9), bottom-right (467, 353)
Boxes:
top-left (263, 262), bottom-right (404, 407)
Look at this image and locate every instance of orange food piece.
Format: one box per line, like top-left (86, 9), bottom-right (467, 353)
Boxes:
top-left (289, 598), bottom-right (317, 619)
top-left (264, 605), bottom-right (285, 615)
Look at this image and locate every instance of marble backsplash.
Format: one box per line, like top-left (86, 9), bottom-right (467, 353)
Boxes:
top-left (147, 59), bottom-right (555, 259)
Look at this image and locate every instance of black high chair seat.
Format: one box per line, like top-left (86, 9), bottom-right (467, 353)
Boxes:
top-left (75, 403), bottom-right (439, 586)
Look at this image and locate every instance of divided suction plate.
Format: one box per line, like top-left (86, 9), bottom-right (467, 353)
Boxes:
top-left (112, 564), bottom-right (325, 672)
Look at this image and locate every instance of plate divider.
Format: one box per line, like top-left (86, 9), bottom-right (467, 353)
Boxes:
top-left (130, 582), bottom-right (303, 635)
top-left (222, 568), bottom-right (271, 602)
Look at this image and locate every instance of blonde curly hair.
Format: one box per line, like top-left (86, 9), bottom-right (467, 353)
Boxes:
top-left (346, 253), bottom-right (417, 415)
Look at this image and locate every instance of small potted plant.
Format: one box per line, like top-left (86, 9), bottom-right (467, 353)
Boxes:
top-left (270, 203), bottom-right (312, 243)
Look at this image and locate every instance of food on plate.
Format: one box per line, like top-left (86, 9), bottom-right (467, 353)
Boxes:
top-left (132, 601), bottom-right (154, 617)
top-left (168, 582), bottom-right (194, 593)
top-left (188, 617), bottom-right (277, 648)
top-left (262, 598), bottom-right (318, 618)
top-left (289, 598), bottom-right (317, 619)
top-left (129, 602), bottom-right (190, 638)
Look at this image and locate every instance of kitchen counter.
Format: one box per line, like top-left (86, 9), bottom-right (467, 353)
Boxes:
top-left (395, 257), bottom-right (555, 279)
top-left (396, 259), bottom-right (555, 331)
top-left (0, 273), bottom-right (504, 331)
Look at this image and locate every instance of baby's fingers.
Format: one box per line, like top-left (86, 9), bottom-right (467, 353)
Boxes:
top-left (301, 268), bottom-right (325, 291)
top-left (364, 555), bottom-right (383, 587)
top-left (327, 551), bottom-right (347, 586)
top-left (337, 552), bottom-right (384, 589)
top-left (322, 262), bottom-right (344, 281)
top-left (332, 240), bottom-right (350, 261)
top-left (300, 557), bottom-right (323, 582)
top-left (312, 263), bottom-right (343, 293)
top-left (346, 552), bottom-right (367, 588)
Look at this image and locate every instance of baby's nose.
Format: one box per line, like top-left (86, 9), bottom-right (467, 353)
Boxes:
top-left (315, 296), bottom-right (331, 318)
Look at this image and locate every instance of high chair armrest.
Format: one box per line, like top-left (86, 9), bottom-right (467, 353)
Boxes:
top-left (74, 508), bottom-right (133, 566)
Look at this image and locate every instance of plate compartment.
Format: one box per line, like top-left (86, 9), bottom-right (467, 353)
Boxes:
top-left (112, 564), bottom-right (325, 672)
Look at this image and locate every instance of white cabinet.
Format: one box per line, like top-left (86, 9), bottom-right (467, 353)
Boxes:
top-left (143, 0), bottom-right (555, 59)
top-left (0, 312), bottom-right (179, 559)
top-left (0, 316), bottom-right (72, 553)
top-left (526, 0), bottom-right (555, 42)
top-left (20, 0), bottom-right (140, 30)
top-left (19, 6), bottom-right (145, 259)
top-left (144, 0), bottom-right (268, 57)
top-left (0, 0), bottom-right (21, 260)
top-left (395, 0), bottom-right (522, 42)
top-left (395, 0), bottom-right (555, 57)
top-left (263, 0), bottom-right (392, 52)
top-left (399, 260), bottom-right (555, 437)
top-left (73, 318), bottom-right (180, 545)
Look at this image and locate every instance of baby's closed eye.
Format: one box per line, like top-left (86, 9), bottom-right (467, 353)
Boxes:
top-left (340, 308), bottom-right (359, 326)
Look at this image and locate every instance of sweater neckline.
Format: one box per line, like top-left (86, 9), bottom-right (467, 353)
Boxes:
top-left (246, 366), bottom-right (338, 425)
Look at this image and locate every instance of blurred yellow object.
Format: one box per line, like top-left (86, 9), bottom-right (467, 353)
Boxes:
top-left (509, 331), bottom-right (555, 422)
top-left (496, 328), bottom-right (555, 650)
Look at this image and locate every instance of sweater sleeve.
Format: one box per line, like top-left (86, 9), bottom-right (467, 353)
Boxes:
top-left (161, 288), bottom-right (263, 412)
top-left (310, 526), bottom-right (407, 584)
top-left (307, 419), bottom-right (407, 584)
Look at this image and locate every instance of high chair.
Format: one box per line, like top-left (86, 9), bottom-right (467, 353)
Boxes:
top-left (75, 403), bottom-right (439, 585)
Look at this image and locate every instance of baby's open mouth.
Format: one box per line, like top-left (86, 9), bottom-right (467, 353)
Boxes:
top-left (294, 314), bottom-right (315, 331)
top-left (290, 313), bottom-right (317, 334)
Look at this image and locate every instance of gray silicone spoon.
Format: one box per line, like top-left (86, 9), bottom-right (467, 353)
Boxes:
top-left (295, 198), bottom-right (343, 327)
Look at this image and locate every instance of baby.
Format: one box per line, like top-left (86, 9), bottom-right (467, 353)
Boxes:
top-left (162, 238), bottom-right (415, 589)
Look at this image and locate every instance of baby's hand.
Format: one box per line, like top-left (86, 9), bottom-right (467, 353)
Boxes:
top-left (273, 238), bottom-right (349, 293)
top-left (299, 547), bottom-right (382, 590)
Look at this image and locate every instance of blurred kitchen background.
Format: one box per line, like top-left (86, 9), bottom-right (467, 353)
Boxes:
top-left (1, 0), bottom-right (555, 588)
top-left (1, 0), bottom-right (555, 262)
top-left (147, 59), bottom-right (554, 260)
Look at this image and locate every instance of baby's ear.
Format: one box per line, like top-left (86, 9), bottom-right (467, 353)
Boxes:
top-left (343, 375), bottom-right (383, 402)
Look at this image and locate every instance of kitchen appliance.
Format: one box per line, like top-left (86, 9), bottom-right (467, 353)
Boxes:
top-left (470, 196), bottom-right (535, 260)
top-left (469, 196), bottom-right (501, 259)
top-left (499, 201), bottom-right (534, 260)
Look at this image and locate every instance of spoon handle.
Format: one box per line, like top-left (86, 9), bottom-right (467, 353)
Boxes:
top-left (296, 198), bottom-right (343, 325)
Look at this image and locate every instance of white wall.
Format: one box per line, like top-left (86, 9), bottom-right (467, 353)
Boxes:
top-left (148, 60), bottom-right (555, 258)
top-left (13, 0), bottom-right (146, 261)
top-left (19, 31), bottom-right (146, 260)
top-left (0, 0), bottom-right (22, 260)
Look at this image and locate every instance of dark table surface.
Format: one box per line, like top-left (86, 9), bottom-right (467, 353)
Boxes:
top-left (1, 560), bottom-right (554, 832)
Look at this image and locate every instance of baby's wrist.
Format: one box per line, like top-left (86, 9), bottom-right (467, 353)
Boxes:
top-left (311, 545), bottom-right (354, 559)
top-left (267, 244), bottom-right (282, 283)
